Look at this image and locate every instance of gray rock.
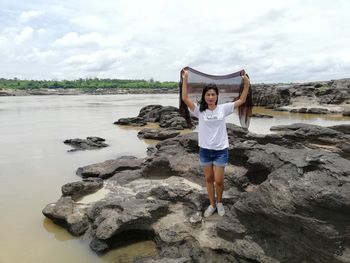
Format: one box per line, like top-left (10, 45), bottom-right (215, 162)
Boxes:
top-left (251, 113), bottom-right (273, 118)
top-left (114, 116), bottom-right (147, 126)
top-left (42, 196), bottom-right (90, 236)
top-left (138, 128), bottom-right (180, 140)
top-left (76, 156), bottom-right (143, 179)
top-left (307, 107), bottom-right (328, 114)
top-left (62, 177), bottom-right (104, 200)
top-left (63, 136), bottom-right (108, 152)
top-left (328, 124), bottom-right (350, 135)
top-left (252, 78), bottom-right (350, 108)
top-left (114, 105), bottom-right (195, 130)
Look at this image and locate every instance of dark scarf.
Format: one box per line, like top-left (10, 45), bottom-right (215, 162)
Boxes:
top-left (179, 66), bottom-right (252, 129)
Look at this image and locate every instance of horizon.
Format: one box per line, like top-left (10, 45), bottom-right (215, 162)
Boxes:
top-left (2, 74), bottom-right (348, 86)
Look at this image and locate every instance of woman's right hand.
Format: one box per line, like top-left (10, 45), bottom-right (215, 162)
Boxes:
top-left (241, 73), bottom-right (250, 85)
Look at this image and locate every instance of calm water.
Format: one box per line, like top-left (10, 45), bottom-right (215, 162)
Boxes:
top-left (0, 94), bottom-right (349, 263)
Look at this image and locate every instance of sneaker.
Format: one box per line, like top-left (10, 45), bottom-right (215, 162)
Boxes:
top-left (204, 205), bottom-right (216, 218)
top-left (216, 202), bottom-right (225, 216)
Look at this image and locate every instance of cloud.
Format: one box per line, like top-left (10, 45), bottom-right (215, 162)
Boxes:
top-left (14, 27), bottom-right (34, 44)
top-left (61, 49), bottom-right (124, 72)
top-left (21, 48), bottom-right (55, 62)
top-left (53, 32), bottom-right (103, 48)
top-left (19, 10), bottom-right (44, 23)
top-left (69, 15), bottom-right (108, 30)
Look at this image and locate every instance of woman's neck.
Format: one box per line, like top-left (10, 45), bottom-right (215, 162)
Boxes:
top-left (207, 104), bottom-right (217, 110)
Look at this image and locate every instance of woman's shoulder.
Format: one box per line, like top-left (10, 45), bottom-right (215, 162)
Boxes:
top-left (218, 103), bottom-right (231, 109)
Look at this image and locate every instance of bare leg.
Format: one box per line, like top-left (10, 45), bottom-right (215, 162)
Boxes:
top-left (214, 166), bottom-right (225, 203)
top-left (203, 165), bottom-right (215, 207)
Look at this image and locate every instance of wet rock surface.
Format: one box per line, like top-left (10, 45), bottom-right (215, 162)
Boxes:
top-left (63, 136), bottom-right (108, 152)
top-left (44, 121), bottom-right (350, 262)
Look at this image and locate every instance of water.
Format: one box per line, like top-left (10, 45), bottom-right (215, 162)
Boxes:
top-left (0, 94), bottom-right (349, 263)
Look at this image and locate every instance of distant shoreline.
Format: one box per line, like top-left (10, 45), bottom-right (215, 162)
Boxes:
top-left (0, 87), bottom-right (178, 96)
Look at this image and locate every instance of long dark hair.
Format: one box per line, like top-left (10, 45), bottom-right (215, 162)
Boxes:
top-left (199, 84), bottom-right (219, 112)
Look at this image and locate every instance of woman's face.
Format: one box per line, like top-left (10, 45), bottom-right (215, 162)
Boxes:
top-left (204, 89), bottom-right (218, 106)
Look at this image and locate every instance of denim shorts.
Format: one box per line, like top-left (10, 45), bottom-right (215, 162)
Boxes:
top-left (199, 147), bottom-right (228, 167)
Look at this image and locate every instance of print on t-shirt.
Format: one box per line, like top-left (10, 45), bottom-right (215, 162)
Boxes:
top-left (203, 109), bottom-right (224, 122)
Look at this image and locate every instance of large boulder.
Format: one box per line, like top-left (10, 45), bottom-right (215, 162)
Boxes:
top-left (114, 105), bottom-right (196, 130)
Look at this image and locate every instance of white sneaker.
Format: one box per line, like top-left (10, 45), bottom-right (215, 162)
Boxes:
top-left (216, 202), bottom-right (225, 216)
top-left (204, 205), bottom-right (216, 218)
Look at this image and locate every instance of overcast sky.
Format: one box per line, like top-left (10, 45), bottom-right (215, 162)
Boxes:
top-left (1, 0), bottom-right (349, 83)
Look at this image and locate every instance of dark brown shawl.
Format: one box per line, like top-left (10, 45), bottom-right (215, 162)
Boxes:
top-left (179, 66), bottom-right (252, 129)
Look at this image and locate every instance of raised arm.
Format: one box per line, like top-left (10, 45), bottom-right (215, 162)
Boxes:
top-left (181, 69), bottom-right (195, 112)
top-left (234, 73), bottom-right (250, 109)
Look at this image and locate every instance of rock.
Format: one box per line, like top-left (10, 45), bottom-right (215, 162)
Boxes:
top-left (76, 156), bottom-right (143, 179)
top-left (44, 121), bottom-right (350, 262)
top-left (252, 84), bottom-right (291, 107)
top-left (42, 196), bottom-right (90, 236)
top-left (269, 123), bottom-right (350, 158)
top-left (290, 107), bottom-right (308, 113)
top-left (114, 117), bottom-right (146, 126)
top-left (138, 105), bottom-right (164, 122)
top-left (142, 156), bottom-right (177, 179)
top-left (138, 128), bottom-right (180, 140)
top-left (61, 178), bottom-right (104, 200)
top-left (328, 124), bottom-right (350, 135)
top-left (135, 258), bottom-right (192, 263)
top-left (63, 136), bottom-right (108, 152)
top-left (343, 111), bottom-right (350, 116)
top-left (252, 78), bottom-right (350, 110)
top-left (307, 107), bottom-right (328, 114)
top-left (159, 112), bottom-right (188, 130)
top-left (274, 107), bottom-right (289, 111)
top-left (114, 105), bottom-right (196, 130)
top-left (251, 113), bottom-right (273, 118)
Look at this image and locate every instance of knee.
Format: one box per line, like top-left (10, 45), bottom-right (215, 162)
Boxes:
top-left (215, 179), bottom-right (224, 187)
top-left (205, 175), bottom-right (214, 184)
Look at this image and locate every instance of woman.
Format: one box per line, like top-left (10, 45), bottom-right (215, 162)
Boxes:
top-left (181, 69), bottom-right (250, 217)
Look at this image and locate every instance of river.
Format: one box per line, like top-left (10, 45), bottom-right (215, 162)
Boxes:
top-left (0, 94), bottom-right (349, 263)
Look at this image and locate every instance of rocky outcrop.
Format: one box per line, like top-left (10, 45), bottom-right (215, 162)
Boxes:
top-left (252, 78), bottom-right (350, 113)
top-left (114, 105), bottom-right (197, 130)
top-left (43, 123), bottom-right (350, 263)
top-left (63, 137), bottom-right (108, 152)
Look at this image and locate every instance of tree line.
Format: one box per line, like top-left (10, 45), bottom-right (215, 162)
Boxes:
top-left (0, 78), bottom-right (178, 90)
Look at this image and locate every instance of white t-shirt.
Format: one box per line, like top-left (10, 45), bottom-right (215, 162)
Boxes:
top-left (190, 102), bottom-right (236, 150)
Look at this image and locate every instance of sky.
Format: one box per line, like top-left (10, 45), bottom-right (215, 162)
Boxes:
top-left (0, 0), bottom-right (350, 83)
